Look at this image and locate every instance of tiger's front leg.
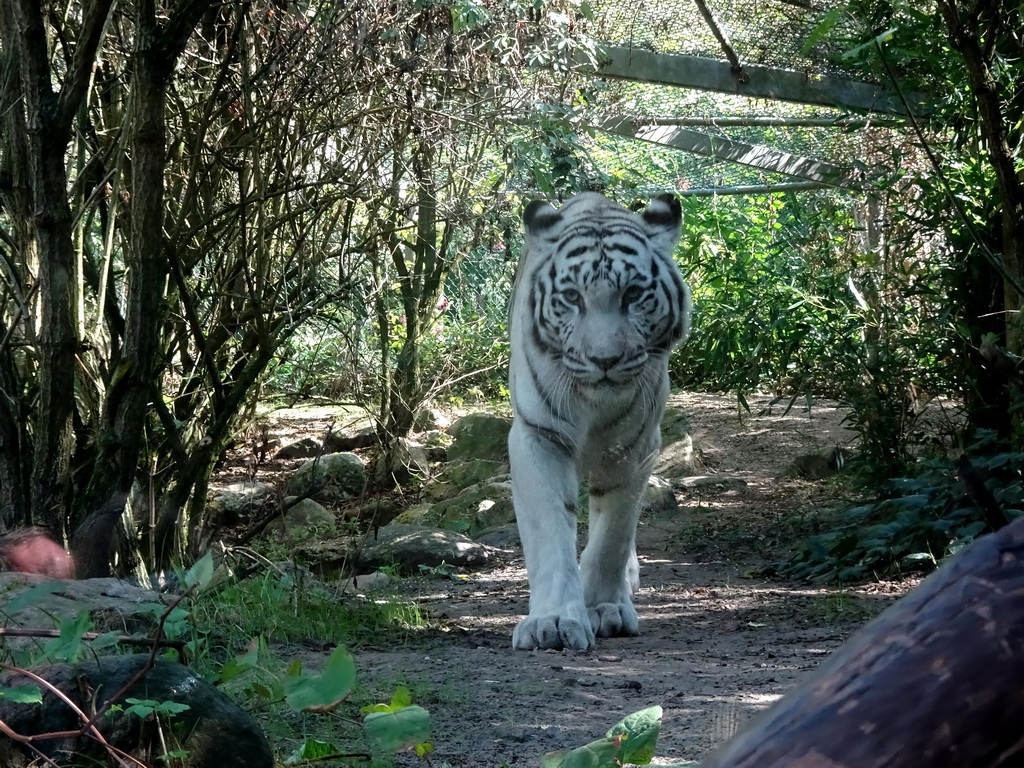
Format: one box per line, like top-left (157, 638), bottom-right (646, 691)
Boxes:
top-left (579, 468), bottom-right (649, 639)
top-left (509, 420), bottom-right (594, 651)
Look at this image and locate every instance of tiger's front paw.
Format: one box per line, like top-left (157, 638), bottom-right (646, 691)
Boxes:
top-left (513, 612), bottom-right (595, 650)
top-left (589, 601), bottom-right (640, 638)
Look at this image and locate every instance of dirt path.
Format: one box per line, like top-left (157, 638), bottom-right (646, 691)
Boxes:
top-left (294, 393), bottom-right (910, 766)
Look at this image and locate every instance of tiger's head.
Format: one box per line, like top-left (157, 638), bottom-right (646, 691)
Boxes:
top-left (520, 192), bottom-right (691, 387)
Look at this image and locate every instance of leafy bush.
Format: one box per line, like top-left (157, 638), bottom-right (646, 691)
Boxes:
top-left (781, 430), bottom-right (1024, 582)
top-left (671, 192), bottom-right (862, 395)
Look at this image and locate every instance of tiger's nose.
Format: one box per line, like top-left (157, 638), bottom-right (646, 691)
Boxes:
top-left (591, 353), bottom-right (623, 371)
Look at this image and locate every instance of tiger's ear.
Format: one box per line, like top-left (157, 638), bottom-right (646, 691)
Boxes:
top-left (641, 194), bottom-right (683, 252)
top-left (523, 200), bottom-right (563, 236)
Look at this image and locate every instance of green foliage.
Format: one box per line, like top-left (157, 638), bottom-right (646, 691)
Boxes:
top-left (188, 570), bottom-right (426, 650)
top-left (543, 706), bottom-right (695, 768)
top-left (280, 663), bottom-right (433, 761)
top-left (671, 192), bottom-right (861, 396)
top-left (118, 698), bottom-right (193, 719)
top-left (782, 430), bottom-right (1024, 582)
top-left (362, 705), bottom-right (433, 755)
top-left (0, 685), bottom-right (43, 704)
top-left (284, 646), bottom-right (357, 712)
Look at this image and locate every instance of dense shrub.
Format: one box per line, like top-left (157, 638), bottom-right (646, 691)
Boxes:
top-left (781, 430), bottom-right (1024, 582)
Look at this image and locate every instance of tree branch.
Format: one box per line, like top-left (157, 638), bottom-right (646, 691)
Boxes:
top-left (55, 0), bottom-right (115, 138)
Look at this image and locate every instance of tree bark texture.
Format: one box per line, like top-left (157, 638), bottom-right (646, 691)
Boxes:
top-left (0, 0), bottom-right (114, 535)
top-left (701, 514), bottom-right (1024, 767)
top-left (83, 0), bottom-right (208, 521)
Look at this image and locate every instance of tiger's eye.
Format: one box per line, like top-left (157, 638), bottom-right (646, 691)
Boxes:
top-left (622, 285), bottom-right (643, 305)
top-left (561, 288), bottom-right (583, 306)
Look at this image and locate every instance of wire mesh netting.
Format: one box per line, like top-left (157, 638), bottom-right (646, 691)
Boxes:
top-left (593, 0), bottom-right (867, 78)
top-left (575, 0), bottom-right (923, 194)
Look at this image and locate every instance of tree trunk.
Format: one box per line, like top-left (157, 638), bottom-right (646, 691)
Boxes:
top-left (938, 1), bottom-right (1024, 358)
top-left (0, 0), bottom-right (115, 537)
top-left (701, 514), bottom-right (1024, 767)
top-left (387, 143), bottom-right (442, 439)
top-left (79, 0), bottom-right (209, 567)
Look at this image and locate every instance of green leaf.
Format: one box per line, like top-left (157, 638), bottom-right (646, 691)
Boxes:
top-left (123, 698), bottom-right (191, 718)
top-left (841, 28), bottom-right (897, 60)
top-left (284, 646), bottom-right (356, 712)
top-left (801, 8), bottom-right (843, 57)
top-left (157, 750), bottom-right (190, 763)
top-left (183, 551), bottom-right (215, 591)
top-left (285, 738), bottom-right (338, 764)
top-left (542, 737), bottom-right (620, 768)
top-left (218, 638), bottom-right (263, 685)
top-left (3, 582), bottom-right (62, 615)
top-left (390, 686), bottom-right (413, 709)
top-left (0, 685), bottom-right (42, 704)
top-left (363, 705), bottom-right (431, 753)
top-left (361, 685), bottom-right (416, 714)
top-left (41, 611), bottom-right (93, 663)
top-left (606, 705), bottom-right (662, 764)
top-left (89, 631), bottom-right (124, 652)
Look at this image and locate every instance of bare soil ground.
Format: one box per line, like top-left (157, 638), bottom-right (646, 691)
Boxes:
top-left (246, 392), bottom-right (916, 767)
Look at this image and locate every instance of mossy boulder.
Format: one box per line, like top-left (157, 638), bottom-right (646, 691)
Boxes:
top-left (446, 412), bottom-right (512, 462)
top-left (424, 458), bottom-right (508, 500)
top-left (430, 481), bottom-right (515, 537)
top-left (268, 498), bottom-right (337, 542)
top-left (392, 503), bottom-right (437, 526)
top-left (0, 654), bottom-right (272, 768)
top-left (642, 476), bottom-right (678, 514)
top-left (286, 451), bottom-right (366, 502)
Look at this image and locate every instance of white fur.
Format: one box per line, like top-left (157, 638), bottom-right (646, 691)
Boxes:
top-left (508, 193), bottom-right (690, 650)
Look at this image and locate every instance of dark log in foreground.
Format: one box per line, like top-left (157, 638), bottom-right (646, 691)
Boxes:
top-left (702, 515), bottom-right (1024, 768)
top-left (0, 654), bottom-right (273, 767)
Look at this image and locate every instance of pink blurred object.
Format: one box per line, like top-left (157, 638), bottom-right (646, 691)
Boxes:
top-left (0, 529), bottom-right (74, 579)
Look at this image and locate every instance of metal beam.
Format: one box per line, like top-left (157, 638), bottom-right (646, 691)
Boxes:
top-left (591, 45), bottom-right (929, 116)
top-left (677, 181), bottom-right (834, 196)
top-left (599, 118), bottom-right (861, 188)
top-left (644, 116), bottom-right (904, 128)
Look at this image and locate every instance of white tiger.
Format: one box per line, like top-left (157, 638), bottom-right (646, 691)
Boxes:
top-left (508, 192), bottom-right (692, 651)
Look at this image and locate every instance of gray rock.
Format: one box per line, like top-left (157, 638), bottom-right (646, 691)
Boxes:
top-left (0, 654), bottom-right (272, 768)
top-left (0, 573), bottom-right (169, 656)
top-left (374, 438), bottom-right (431, 486)
top-left (206, 480), bottom-right (276, 525)
top-left (286, 451), bottom-right (366, 502)
top-left (430, 481), bottom-right (515, 536)
top-left (474, 523), bottom-right (521, 549)
top-left (342, 571), bottom-right (393, 593)
top-left (414, 406), bottom-right (451, 432)
top-left (679, 474), bottom-right (747, 490)
top-left (655, 433), bottom-right (696, 479)
top-left (359, 498), bottom-right (404, 527)
top-left (656, 405), bottom-right (696, 478)
top-left (274, 436), bottom-right (323, 460)
top-left (324, 425), bottom-right (379, 453)
top-left (660, 405), bottom-right (692, 443)
top-left (424, 458), bottom-right (508, 500)
top-left (446, 412), bottom-right (512, 462)
top-left (292, 540), bottom-right (357, 579)
top-left (642, 476), bottom-right (678, 514)
top-left (356, 523), bottom-right (493, 573)
top-left (392, 503), bottom-right (437, 526)
top-left (268, 498), bottom-right (337, 542)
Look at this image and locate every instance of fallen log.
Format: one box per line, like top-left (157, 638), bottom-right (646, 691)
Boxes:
top-left (702, 514), bottom-right (1024, 768)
